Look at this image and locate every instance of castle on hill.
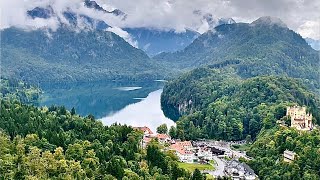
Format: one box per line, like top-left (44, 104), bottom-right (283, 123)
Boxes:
top-left (286, 106), bottom-right (313, 131)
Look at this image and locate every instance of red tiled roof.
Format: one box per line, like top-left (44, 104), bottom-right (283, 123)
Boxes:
top-left (134, 126), bottom-right (154, 134)
top-left (157, 134), bottom-right (170, 139)
top-left (170, 143), bottom-right (193, 155)
top-left (178, 141), bottom-right (192, 147)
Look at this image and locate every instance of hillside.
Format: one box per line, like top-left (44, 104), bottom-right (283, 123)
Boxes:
top-left (1, 27), bottom-right (166, 83)
top-left (0, 79), bottom-right (190, 179)
top-left (0, 99), bottom-right (192, 179)
top-left (161, 69), bottom-right (320, 140)
top-left (247, 126), bottom-right (320, 179)
top-left (154, 17), bottom-right (320, 92)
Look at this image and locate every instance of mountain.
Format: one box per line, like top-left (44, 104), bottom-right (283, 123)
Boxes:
top-left (27, 3), bottom-right (110, 30)
top-left (25, 2), bottom-right (198, 56)
top-left (26, 1), bottom-right (237, 57)
top-left (26, 1), bottom-right (127, 30)
top-left (203, 13), bottom-right (236, 30)
top-left (125, 17), bottom-right (235, 56)
top-left (161, 69), bottom-right (320, 141)
top-left (84, 0), bottom-right (127, 20)
top-left (154, 16), bottom-right (320, 91)
top-left (1, 27), bottom-right (165, 83)
top-left (305, 37), bottom-right (320, 50)
top-left (125, 28), bottom-right (200, 56)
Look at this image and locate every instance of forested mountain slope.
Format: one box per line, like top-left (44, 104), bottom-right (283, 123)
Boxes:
top-left (162, 68), bottom-right (320, 140)
top-left (247, 126), bottom-right (320, 179)
top-left (155, 17), bottom-right (320, 91)
top-left (1, 27), bottom-right (166, 83)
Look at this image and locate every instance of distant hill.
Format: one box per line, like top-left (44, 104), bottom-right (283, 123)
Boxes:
top-left (1, 27), bottom-right (166, 83)
top-left (305, 37), bottom-right (320, 51)
top-left (125, 28), bottom-right (200, 56)
top-left (161, 69), bottom-right (320, 140)
top-left (124, 17), bottom-right (235, 56)
top-left (154, 17), bottom-right (320, 91)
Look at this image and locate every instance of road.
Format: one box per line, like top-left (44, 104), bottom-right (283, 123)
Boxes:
top-left (212, 156), bottom-right (226, 177)
top-left (197, 140), bottom-right (251, 160)
top-left (196, 140), bottom-right (253, 177)
top-left (203, 156), bottom-right (225, 177)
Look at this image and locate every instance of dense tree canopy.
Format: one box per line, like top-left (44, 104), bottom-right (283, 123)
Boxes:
top-left (162, 69), bottom-right (320, 141)
top-left (0, 99), bottom-right (194, 179)
top-left (157, 124), bottom-right (168, 134)
top-left (154, 18), bottom-right (320, 93)
top-left (0, 78), bottom-right (41, 104)
top-left (0, 79), bottom-right (192, 179)
top-left (246, 126), bottom-right (320, 179)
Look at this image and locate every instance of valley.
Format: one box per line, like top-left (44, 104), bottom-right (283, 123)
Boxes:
top-left (1, 0), bottom-right (320, 179)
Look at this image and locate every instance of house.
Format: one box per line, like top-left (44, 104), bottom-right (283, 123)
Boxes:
top-left (170, 143), bottom-right (195, 163)
top-left (134, 126), bottom-right (154, 136)
top-left (156, 134), bottom-right (171, 144)
top-left (170, 141), bottom-right (195, 163)
top-left (133, 126), bottom-right (155, 148)
top-left (225, 160), bottom-right (258, 180)
top-left (141, 137), bottom-right (152, 148)
top-left (196, 146), bottom-right (214, 160)
top-left (178, 141), bottom-right (193, 150)
top-left (283, 150), bottom-right (296, 163)
top-left (286, 106), bottom-right (313, 131)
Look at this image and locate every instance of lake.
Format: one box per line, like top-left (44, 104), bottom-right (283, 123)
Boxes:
top-left (38, 81), bottom-right (175, 132)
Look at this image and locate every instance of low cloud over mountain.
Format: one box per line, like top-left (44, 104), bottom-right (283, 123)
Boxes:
top-left (1, 0), bottom-right (319, 40)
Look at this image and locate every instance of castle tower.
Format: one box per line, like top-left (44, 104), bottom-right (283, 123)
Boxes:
top-left (286, 106), bottom-right (313, 131)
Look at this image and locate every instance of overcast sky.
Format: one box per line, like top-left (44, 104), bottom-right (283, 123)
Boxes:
top-left (1, 0), bottom-right (319, 39)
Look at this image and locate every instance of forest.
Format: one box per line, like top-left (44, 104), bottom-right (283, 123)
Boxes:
top-left (0, 78), bottom-right (41, 104)
top-left (154, 19), bottom-right (320, 93)
top-left (1, 27), bottom-right (169, 84)
top-left (246, 126), bottom-right (320, 179)
top-left (162, 68), bottom-right (320, 141)
top-left (0, 79), bottom-right (199, 179)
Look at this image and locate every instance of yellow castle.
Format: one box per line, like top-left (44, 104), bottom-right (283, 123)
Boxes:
top-left (286, 106), bottom-right (313, 131)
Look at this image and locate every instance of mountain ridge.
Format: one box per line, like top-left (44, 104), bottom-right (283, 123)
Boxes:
top-left (1, 27), bottom-right (167, 83)
top-left (154, 17), bottom-right (320, 92)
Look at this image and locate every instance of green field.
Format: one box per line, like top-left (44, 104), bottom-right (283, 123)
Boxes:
top-left (178, 162), bottom-right (214, 172)
top-left (206, 174), bottom-right (215, 180)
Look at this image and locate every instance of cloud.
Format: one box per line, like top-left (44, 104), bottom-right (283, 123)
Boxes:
top-left (0, 0), bottom-right (135, 45)
top-left (103, 0), bottom-right (320, 39)
top-left (297, 20), bottom-right (320, 40)
top-left (106, 27), bottom-right (138, 47)
top-left (0, 0), bottom-right (58, 30)
top-left (1, 0), bottom-right (320, 39)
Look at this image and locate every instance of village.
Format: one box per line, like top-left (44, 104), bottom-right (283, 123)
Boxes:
top-left (135, 105), bottom-right (315, 180)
